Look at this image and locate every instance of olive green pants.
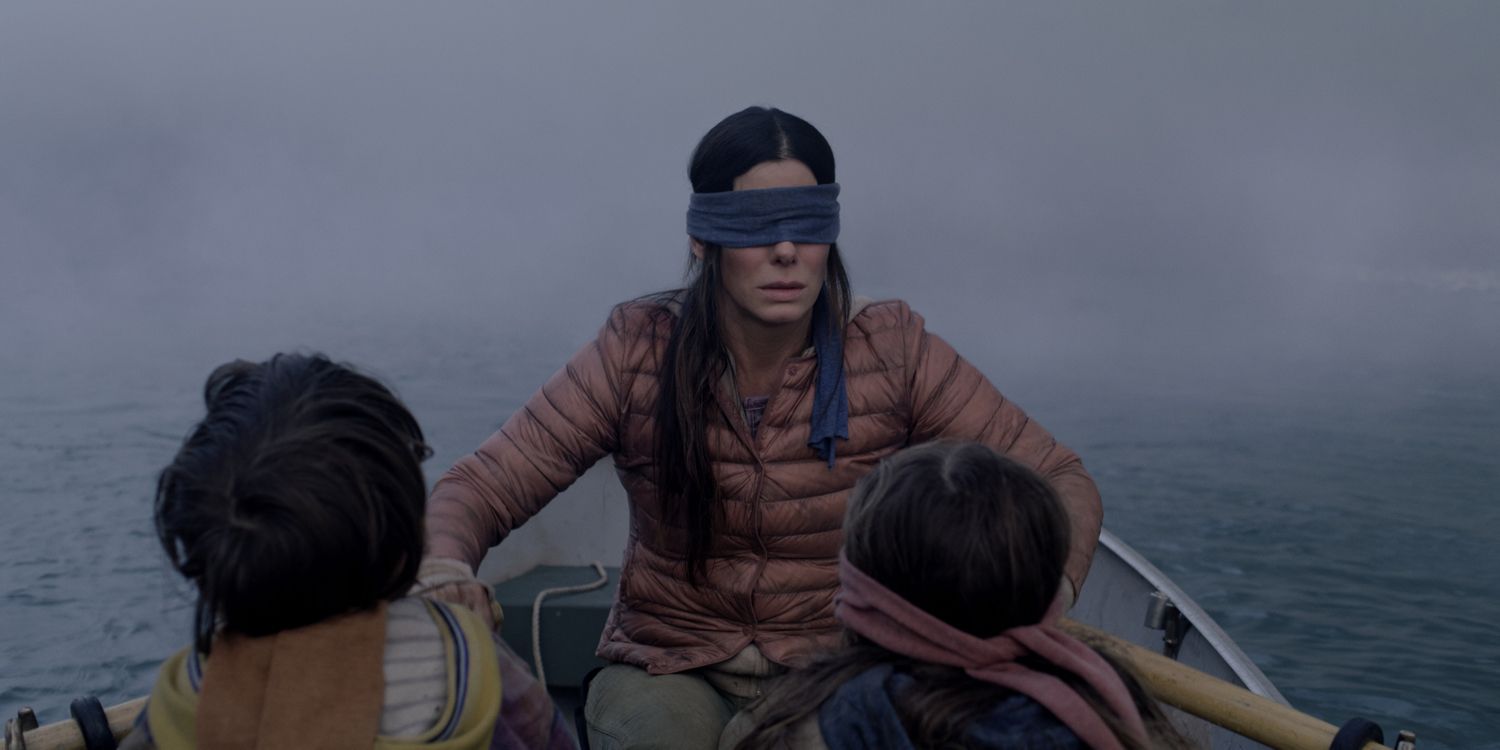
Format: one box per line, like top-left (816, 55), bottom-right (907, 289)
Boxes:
top-left (583, 664), bottom-right (761, 750)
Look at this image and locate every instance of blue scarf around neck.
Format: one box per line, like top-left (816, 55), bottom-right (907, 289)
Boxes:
top-left (808, 290), bottom-right (847, 468)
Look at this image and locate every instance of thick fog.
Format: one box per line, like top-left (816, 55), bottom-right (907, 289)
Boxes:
top-left (3, 1), bottom-right (1498, 389)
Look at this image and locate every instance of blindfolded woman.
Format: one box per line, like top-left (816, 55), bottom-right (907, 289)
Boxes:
top-left (419, 106), bottom-right (1103, 749)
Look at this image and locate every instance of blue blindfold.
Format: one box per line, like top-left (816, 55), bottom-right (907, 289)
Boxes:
top-left (686, 184), bottom-right (840, 248)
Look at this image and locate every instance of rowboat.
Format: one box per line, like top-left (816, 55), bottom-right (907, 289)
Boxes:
top-left (6, 524), bottom-right (1408, 749)
top-left (486, 529), bottom-right (1402, 750)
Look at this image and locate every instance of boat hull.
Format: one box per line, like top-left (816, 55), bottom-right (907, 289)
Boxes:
top-left (488, 528), bottom-right (1285, 749)
top-left (1071, 529), bottom-right (1283, 749)
top-left (4, 529), bottom-right (1287, 749)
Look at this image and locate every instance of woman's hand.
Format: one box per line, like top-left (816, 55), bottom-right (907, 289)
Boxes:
top-left (412, 557), bottom-right (504, 630)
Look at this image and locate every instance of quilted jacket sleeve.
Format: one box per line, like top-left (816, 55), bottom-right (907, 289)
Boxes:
top-left (902, 305), bottom-right (1103, 591)
top-left (424, 306), bottom-right (642, 570)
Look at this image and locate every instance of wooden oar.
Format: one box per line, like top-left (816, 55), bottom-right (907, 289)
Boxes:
top-left (1060, 619), bottom-right (1388, 750)
top-left (4, 697), bottom-right (143, 750)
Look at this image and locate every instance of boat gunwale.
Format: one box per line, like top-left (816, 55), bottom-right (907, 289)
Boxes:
top-left (1098, 528), bottom-right (1286, 704)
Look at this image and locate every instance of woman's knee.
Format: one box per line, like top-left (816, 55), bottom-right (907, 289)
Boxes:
top-left (584, 665), bottom-right (734, 749)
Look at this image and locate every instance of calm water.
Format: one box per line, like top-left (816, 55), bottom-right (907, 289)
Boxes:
top-left (2, 321), bottom-right (1496, 748)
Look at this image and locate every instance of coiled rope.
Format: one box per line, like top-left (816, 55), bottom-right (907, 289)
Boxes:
top-left (530, 561), bottom-right (610, 687)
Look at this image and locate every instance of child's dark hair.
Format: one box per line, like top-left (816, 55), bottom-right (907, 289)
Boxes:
top-left (154, 353), bottom-right (433, 655)
top-left (843, 440), bottom-right (1070, 638)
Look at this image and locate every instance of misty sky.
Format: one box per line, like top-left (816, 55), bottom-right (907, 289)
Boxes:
top-left (3, 1), bottom-right (1497, 385)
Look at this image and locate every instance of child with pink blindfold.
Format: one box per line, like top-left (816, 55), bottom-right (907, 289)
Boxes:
top-left (728, 441), bottom-right (1191, 750)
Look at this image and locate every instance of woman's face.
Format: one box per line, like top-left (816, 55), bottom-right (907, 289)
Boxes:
top-left (693, 159), bottom-right (831, 334)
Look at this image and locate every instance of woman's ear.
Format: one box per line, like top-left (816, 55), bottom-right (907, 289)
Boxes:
top-left (690, 237), bottom-right (706, 260)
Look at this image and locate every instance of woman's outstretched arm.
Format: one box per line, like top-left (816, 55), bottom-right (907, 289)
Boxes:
top-left (424, 305), bottom-right (648, 570)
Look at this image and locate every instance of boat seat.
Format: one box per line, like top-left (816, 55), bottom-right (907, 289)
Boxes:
top-left (492, 565), bottom-right (620, 689)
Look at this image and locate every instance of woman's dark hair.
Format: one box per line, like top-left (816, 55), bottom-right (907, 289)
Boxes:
top-left (653, 106), bottom-right (853, 582)
top-left (736, 442), bottom-right (1192, 749)
top-left (154, 353), bottom-right (433, 655)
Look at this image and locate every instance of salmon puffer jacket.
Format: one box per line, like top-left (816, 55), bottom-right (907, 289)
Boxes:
top-left (426, 298), bottom-right (1102, 674)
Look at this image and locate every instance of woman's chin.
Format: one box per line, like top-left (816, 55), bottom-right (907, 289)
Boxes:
top-left (753, 305), bottom-right (816, 328)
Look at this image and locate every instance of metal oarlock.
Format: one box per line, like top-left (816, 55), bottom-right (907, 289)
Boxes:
top-left (1145, 590), bottom-right (1194, 660)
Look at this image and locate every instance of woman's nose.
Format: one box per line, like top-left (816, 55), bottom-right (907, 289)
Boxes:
top-left (771, 241), bottom-right (797, 263)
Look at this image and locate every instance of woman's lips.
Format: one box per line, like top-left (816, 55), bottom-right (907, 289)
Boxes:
top-left (759, 282), bottom-right (805, 301)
